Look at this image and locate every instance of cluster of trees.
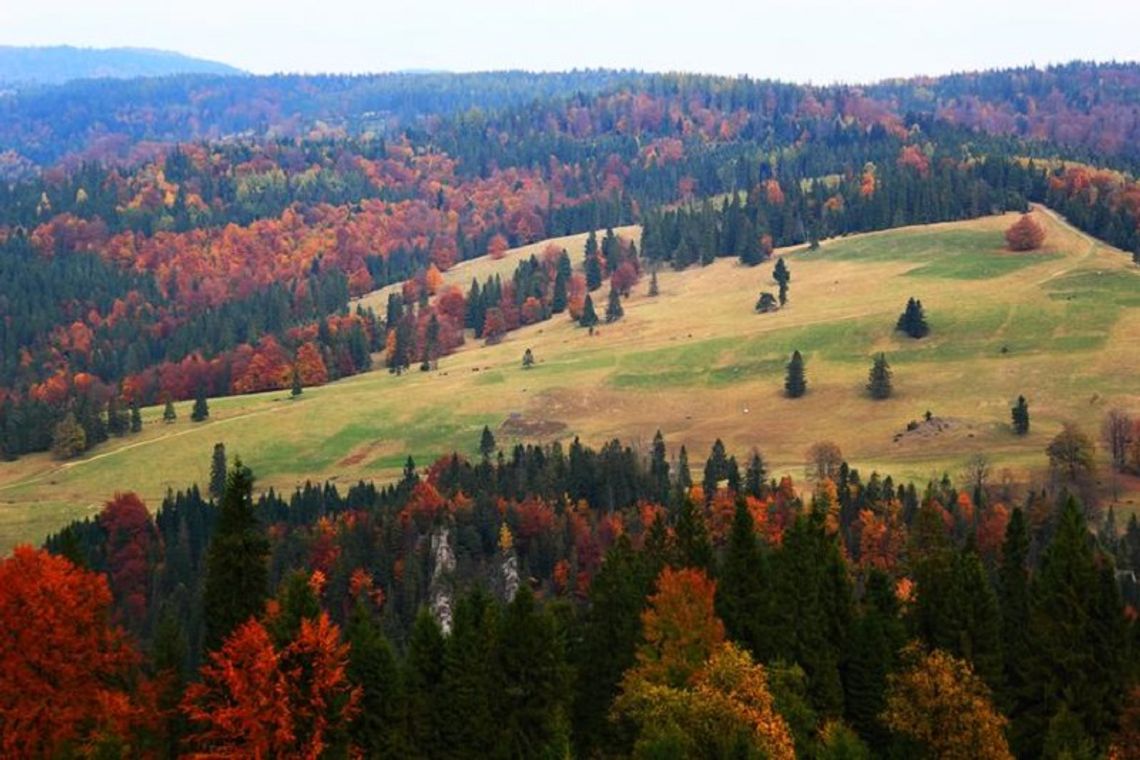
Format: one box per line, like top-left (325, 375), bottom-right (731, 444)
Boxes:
top-left (5, 425), bottom-right (1136, 755)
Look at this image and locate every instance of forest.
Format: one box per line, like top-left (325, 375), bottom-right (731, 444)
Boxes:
top-left (3, 431), bottom-right (1138, 757)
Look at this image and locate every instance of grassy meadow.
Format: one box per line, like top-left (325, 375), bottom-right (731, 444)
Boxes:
top-left (2, 208), bottom-right (1138, 553)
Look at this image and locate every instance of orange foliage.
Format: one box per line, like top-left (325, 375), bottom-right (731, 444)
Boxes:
top-left (897, 145), bottom-right (931, 177)
top-left (1004, 214), bottom-right (1046, 251)
top-left (764, 179), bottom-right (785, 206)
top-left (0, 547), bottom-right (146, 756)
top-left (487, 233), bottom-right (510, 260)
top-left (294, 342), bottom-right (329, 386)
top-left (636, 567), bottom-right (725, 688)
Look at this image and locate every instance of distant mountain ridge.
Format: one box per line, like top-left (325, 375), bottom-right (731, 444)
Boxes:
top-left (0, 45), bottom-right (244, 85)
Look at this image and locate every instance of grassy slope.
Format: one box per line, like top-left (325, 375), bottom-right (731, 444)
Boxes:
top-left (2, 209), bottom-right (1138, 553)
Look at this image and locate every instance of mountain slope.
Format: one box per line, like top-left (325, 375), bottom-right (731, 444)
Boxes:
top-left (0, 45), bottom-right (243, 85)
top-left (1, 207), bottom-right (1137, 552)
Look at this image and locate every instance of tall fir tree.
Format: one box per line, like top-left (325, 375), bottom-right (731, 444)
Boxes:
top-left (403, 610), bottom-right (446, 757)
top-left (716, 498), bottom-right (770, 659)
top-left (129, 398), bottom-right (142, 433)
top-left (346, 600), bottom-right (404, 759)
top-left (896, 297), bottom-right (930, 338)
top-left (785, 350), bottom-right (807, 398)
top-left (649, 430), bottom-right (670, 505)
top-left (866, 353), bottom-right (892, 399)
top-left (201, 460), bottom-right (268, 651)
top-left (1011, 395), bottom-right (1030, 435)
top-left (774, 257), bottom-right (790, 305)
top-left (163, 398), bottom-right (177, 423)
top-left (605, 286), bottom-right (624, 323)
top-left (209, 442), bottom-right (227, 501)
top-left (191, 385), bottom-right (210, 422)
top-left (579, 294), bottom-right (599, 328)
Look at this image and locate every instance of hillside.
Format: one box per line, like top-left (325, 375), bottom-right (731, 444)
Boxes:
top-left (0, 45), bottom-right (243, 85)
top-left (2, 207), bottom-right (1137, 553)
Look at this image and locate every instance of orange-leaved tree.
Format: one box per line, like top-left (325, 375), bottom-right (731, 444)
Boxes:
top-left (1004, 213), bottom-right (1046, 251)
top-left (0, 547), bottom-right (148, 757)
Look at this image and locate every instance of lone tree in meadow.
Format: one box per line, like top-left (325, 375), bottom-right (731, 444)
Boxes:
top-left (773, 258), bottom-right (790, 305)
top-left (163, 398), bottom-right (177, 423)
top-left (480, 426), bottom-right (497, 460)
top-left (867, 353), bottom-right (893, 399)
top-left (1011, 396), bottom-right (1030, 435)
top-left (291, 365), bottom-right (302, 397)
top-left (191, 385), bottom-right (210, 422)
top-left (896, 297), bottom-right (930, 338)
top-left (1005, 213), bottom-right (1046, 251)
top-left (755, 292), bottom-right (779, 313)
top-left (785, 350), bottom-right (807, 398)
top-left (522, 348), bottom-right (535, 369)
top-left (579, 294), bottom-right (599, 328)
top-left (605, 286), bottom-right (624, 323)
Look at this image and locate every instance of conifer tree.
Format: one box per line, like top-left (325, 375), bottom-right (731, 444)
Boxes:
top-left (745, 450), bottom-right (767, 498)
top-left (716, 499), bottom-right (769, 657)
top-left (163, 398), bottom-right (176, 423)
top-left (291, 365), bottom-right (302, 397)
top-left (605, 286), bottom-right (624, 323)
top-left (51, 410), bottom-right (86, 459)
top-left (896, 298), bottom-right (930, 338)
top-left (579, 294), bottom-right (599, 328)
top-left (441, 590), bottom-right (500, 756)
top-left (191, 385), bottom-right (209, 422)
top-left (552, 261), bottom-right (569, 313)
top-left (479, 425), bottom-right (497, 460)
top-left (677, 445), bottom-right (693, 490)
top-left (129, 399), bottom-right (142, 433)
top-left (785, 350), bottom-right (807, 398)
top-left (702, 438), bottom-right (728, 500)
top-left (755, 292), bottom-right (779, 312)
top-left (403, 610), bottom-right (445, 757)
top-left (774, 257), bottom-right (790, 305)
top-left (650, 430), bottom-right (670, 504)
top-left (867, 353), bottom-right (893, 400)
top-left (347, 600), bottom-right (403, 758)
top-left (648, 268), bottom-right (659, 297)
top-left (1011, 395), bottom-right (1030, 435)
top-left (843, 570), bottom-right (905, 752)
top-left (209, 442), bottom-right (227, 501)
top-left (998, 508), bottom-right (1030, 717)
top-left (522, 347), bottom-right (535, 369)
top-left (202, 460), bottom-right (268, 651)
top-left (675, 495), bottom-right (712, 571)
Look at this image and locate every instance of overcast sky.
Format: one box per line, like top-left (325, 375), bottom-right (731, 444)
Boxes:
top-left (2, 0), bottom-right (1138, 83)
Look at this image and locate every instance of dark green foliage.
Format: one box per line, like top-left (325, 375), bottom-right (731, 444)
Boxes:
top-left (480, 425), bottom-right (496, 460)
top-left (208, 442), bottom-right (226, 501)
top-left (785, 349), bottom-right (806, 398)
top-left (1012, 395), bottom-right (1030, 435)
top-left (773, 257), bottom-right (790, 305)
top-left (647, 268), bottom-right (659, 296)
top-left (163, 398), bottom-right (176, 423)
top-left (895, 297), bottom-right (929, 338)
top-left (265, 570), bottom-right (321, 646)
top-left (744, 450), bottom-right (767, 498)
top-left (585, 230), bottom-right (602, 291)
top-left (579, 294), bottom-right (599, 328)
top-left (522, 347), bottom-right (535, 369)
top-left (605, 286), bottom-right (624, 323)
top-left (201, 459), bottom-right (268, 651)
top-left (649, 430), bottom-right (670, 504)
top-left (403, 610), bottom-right (446, 757)
top-left (347, 601), bottom-right (404, 759)
top-left (129, 398), bottom-right (142, 433)
top-left (1013, 497), bottom-right (1129, 757)
top-left (441, 589), bottom-right (500, 757)
top-left (755, 291), bottom-right (779, 313)
top-left (866, 353), bottom-right (892, 400)
top-left (291, 365), bottom-right (302, 396)
top-left (844, 571), bottom-right (904, 752)
top-left (716, 499), bottom-right (769, 657)
top-left (677, 445), bottom-right (693, 490)
top-left (998, 508), bottom-right (1031, 716)
top-left (701, 438), bottom-right (729, 500)
top-left (190, 385), bottom-right (209, 422)
top-left (675, 495), bottom-right (712, 571)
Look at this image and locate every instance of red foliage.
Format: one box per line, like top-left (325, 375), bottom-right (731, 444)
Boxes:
top-left (0, 547), bottom-right (146, 756)
top-left (897, 145), bottom-right (931, 177)
top-left (1004, 213), bottom-right (1046, 251)
top-left (99, 492), bottom-right (160, 624)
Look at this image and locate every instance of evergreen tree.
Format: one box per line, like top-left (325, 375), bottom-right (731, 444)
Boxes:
top-left (675, 495), bottom-right (712, 570)
top-left (552, 259), bottom-right (569, 313)
top-left (579, 294), bottom-right (599, 328)
top-left (209, 442), bottom-right (226, 501)
top-left (604, 286), bottom-right (624, 323)
top-left (441, 589), bottom-right (500, 757)
top-left (744, 450), bottom-right (767, 498)
top-left (50, 410), bottom-right (86, 459)
top-left (190, 385), bottom-right (209, 422)
top-left (163, 398), bottom-right (176, 423)
top-left (716, 499), bottom-right (769, 658)
top-left (107, 396), bottom-right (128, 437)
top-left (702, 438), bottom-right (728, 500)
top-left (347, 601), bottom-right (404, 759)
top-left (866, 353), bottom-right (893, 400)
top-left (403, 610), bottom-right (446, 757)
top-left (844, 570), bottom-right (905, 752)
top-left (647, 268), bottom-right (659, 297)
top-left (129, 398), bottom-right (142, 433)
top-left (1011, 395), bottom-right (1030, 435)
top-left (677, 445), bottom-right (693, 490)
top-left (649, 430), bottom-right (670, 505)
top-left (785, 350), bottom-right (807, 398)
top-left (774, 257), bottom-right (790, 305)
top-left (896, 297), bottom-right (930, 338)
top-left (755, 291), bottom-right (779, 312)
top-left (201, 460), bottom-right (268, 651)
top-left (479, 425), bottom-right (496, 460)
top-left (1015, 496), bottom-right (1129, 756)
top-left (998, 508), bottom-right (1031, 717)
top-left (291, 365), bottom-right (302, 397)
top-left (585, 230), bottom-right (603, 291)
top-left (522, 347), bottom-right (535, 369)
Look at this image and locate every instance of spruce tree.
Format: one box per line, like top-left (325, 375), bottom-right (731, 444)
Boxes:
top-left (579, 294), bottom-right (599, 328)
top-left (745, 450), bottom-right (767, 498)
top-left (190, 385), bottom-right (209, 422)
top-left (896, 297), bottom-right (930, 338)
top-left (716, 499), bottom-right (769, 657)
top-left (403, 610), bottom-right (446, 757)
top-left (605, 286), bottom-right (624, 323)
top-left (866, 353), bottom-right (892, 399)
top-left (702, 438), bottom-right (728, 500)
top-left (202, 459), bottom-right (268, 651)
top-left (1011, 395), bottom-right (1030, 435)
top-left (291, 365), bottom-right (302, 397)
top-left (755, 291), bottom-right (779, 312)
top-left (441, 590), bottom-right (500, 756)
top-left (998, 507), bottom-right (1031, 717)
top-left (774, 257), bottom-right (790, 305)
top-left (479, 425), bottom-right (497, 460)
top-left (552, 264), bottom-right (569, 313)
top-left (677, 445), bottom-right (693, 490)
top-left (209, 442), bottom-right (226, 501)
top-left (347, 601), bottom-right (404, 758)
top-left (649, 430), bottom-right (670, 504)
top-left (844, 570), bottom-right (905, 752)
top-left (675, 495), bottom-right (712, 570)
top-left (163, 398), bottom-right (176, 423)
top-left (785, 350), bottom-right (807, 398)
top-left (129, 398), bottom-right (142, 433)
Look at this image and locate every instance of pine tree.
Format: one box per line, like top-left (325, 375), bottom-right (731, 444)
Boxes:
top-left (347, 601), bottom-right (403, 758)
top-left (649, 430), bottom-right (670, 504)
top-left (163, 398), bottom-right (176, 423)
top-left (291, 365), bottom-right (302, 397)
top-left (896, 297), bottom-right (929, 338)
top-left (675, 495), bottom-right (712, 570)
top-left (440, 590), bottom-right (500, 756)
top-left (677, 445), bottom-right (693, 490)
top-left (702, 438), bottom-right (728, 500)
top-left (129, 399), bottom-right (142, 433)
top-left (844, 570), bottom-right (904, 752)
top-left (202, 460), bottom-right (268, 651)
top-left (579, 294), bottom-right (599, 328)
top-left (585, 230), bottom-right (603, 291)
top-left (716, 499), bottom-right (769, 658)
top-left (479, 425), bottom-right (497, 460)
top-left (403, 610), bottom-right (445, 757)
top-left (785, 350), bottom-right (807, 398)
top-left (866, 353), bottom-right (892, 400)
top-left (605, 286), bottom-right (624, 323)
top-left (745, 450), bottom-right (767, 498)
top-left (774, 258), bottom-right (790, 305)
top-left (552, 260), bottom-right (569, 313)
top-left (209, 443), bottom-right (227, 501)
top-left (1011, 395), bottom-right (1030, 435)
top-left (191, 385), bottom-right (209, 422)
top-left (998, 507), bottom-right (1030, 717)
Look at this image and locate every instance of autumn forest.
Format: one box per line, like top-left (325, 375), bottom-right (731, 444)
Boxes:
top-left (2, 54), bottom-right (1140, 759)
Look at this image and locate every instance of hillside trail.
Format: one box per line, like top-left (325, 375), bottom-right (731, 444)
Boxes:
top-left (1031, 203), bottom-right (1101, 285)
top-left (0, 402), bottom-right (292, 493)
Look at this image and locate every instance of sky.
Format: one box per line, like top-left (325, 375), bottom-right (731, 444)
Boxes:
top-left (2, 0), bottom-right (1138, 83)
